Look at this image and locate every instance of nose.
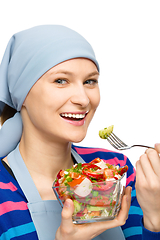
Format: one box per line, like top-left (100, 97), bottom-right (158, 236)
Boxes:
top-left (70, 85), bottom-right (90, 108)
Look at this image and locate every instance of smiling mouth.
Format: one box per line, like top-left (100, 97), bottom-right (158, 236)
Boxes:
top-left (60, 112), bottom-right (88, 121)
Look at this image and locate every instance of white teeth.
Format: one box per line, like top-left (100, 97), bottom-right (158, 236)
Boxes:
top-left (61, 113), bottom-right (86, 119)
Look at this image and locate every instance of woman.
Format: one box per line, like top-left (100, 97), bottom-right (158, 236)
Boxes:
top-left (0, 25), bottom-right (159, 240)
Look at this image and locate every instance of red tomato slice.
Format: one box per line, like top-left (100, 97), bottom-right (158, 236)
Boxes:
top-left (90, 158), bottom-right (102, 164)
top-left (57, 169), bottom-right (65, 179)
top-left (75, 207), bottom-right (88, 217)
top-left (82, 163), bottom-right (105, 180)
top-left (89, 196), bottom-right (116, 207)
top-left (104, 168), bottom-right (117, 179)
top-left (54, 180), bottom-right (59, 187)
top-left (117, 165), bottom-right (128, 175)
top-left (88, 211), bottom-right (101, 217)
top-left (75, 163), bottom-right (99, 169)
top-left (93, 181), bottom-right (114, 191)
top-left (82, 169), bottom-right (104, 180)
top-left (82, 163), bottom-right (101, 170)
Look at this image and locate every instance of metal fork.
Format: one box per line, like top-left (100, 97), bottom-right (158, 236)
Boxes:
top-left (106, 132), bottom-right (153, 150)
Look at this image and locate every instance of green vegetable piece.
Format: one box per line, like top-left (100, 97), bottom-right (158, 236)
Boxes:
top-left (87, 205), bottom-right (106, 211)
top-left (73, 200), bottom-right (81, 214)
top-left (92, 191), bottom-right (99, 197)
top-left (99, 125), bottom-right (114, 139)
top-left (85, 196), bottom-right (91, 202)
top-left (66, 176), bottom-right (73, 182)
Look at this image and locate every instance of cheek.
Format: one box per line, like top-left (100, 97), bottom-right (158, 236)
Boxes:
top-left (90, 89), bottom-right (101, 110)
top-left (24, 90), bottom-right (48, 124)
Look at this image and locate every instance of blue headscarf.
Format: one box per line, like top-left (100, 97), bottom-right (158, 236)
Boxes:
top-left (0, 25), bottom-right (99, 157)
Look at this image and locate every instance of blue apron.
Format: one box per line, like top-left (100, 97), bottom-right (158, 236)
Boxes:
top-left (7, 145), bottom-right (125, 240)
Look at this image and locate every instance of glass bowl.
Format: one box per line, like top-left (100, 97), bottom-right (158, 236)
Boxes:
top-left (52, 173), bottom-right (126, 224)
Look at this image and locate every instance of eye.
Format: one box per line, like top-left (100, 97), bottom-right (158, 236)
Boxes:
top-left (84, 79), bottom-right (98, 86)
top-left (54, 79), bottom-right (67, 85)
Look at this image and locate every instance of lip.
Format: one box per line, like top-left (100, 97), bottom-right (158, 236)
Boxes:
top-left (60, 111), bottom-right (89, 115)
top-left (60, 111), bottom-right (89, 126)
top-left (62, 117), bottom-right (86, 126)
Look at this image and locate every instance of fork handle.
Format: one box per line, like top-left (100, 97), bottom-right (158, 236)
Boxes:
top-left (118, 145), bottom-right (154, 150)
top-left (131, 145), bottom-right (154, 149)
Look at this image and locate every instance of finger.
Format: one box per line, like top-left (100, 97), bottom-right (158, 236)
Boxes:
top-left (136, 160), bottom-right (145, 180)
top-left (137, 154), bottom-right (151, 178)
top-left (95, 186), bottom-right (132, 232)
top-left (145, 148), bottom-right (160, 176)
top-left (138, 153), bottom-right (158, 180)
top-left (135, 160), bottom-right (147, 189)
top-left (78, 186), bottom-right (132, 239)
top-left (60, 198), bottom-right (75, 233)
top-left (154, 143), bottom-right (160, 153)
top-left (115, 186), bottom-right (132, 224)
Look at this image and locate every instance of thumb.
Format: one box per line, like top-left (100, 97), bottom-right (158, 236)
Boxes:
top-left (61, 198), bottom-right (74, 229)
top-left (154, 143), bottom-right (160, 153)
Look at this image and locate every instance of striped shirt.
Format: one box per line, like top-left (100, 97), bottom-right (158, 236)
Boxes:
top-left (0, 145), bottom-right (159, 239)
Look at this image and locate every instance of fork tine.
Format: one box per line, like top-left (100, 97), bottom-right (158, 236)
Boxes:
top-left (111, 133), bottom-right (128, 147)
top-left (107, 134), bottom-right (124, 149)
top-left (109, 134), bottom-right (124, 148)
top-left (106, 134), bottom-right (119, 149)
top-left (106, 133), bottom-right (128, 149)
top-left (101, 127), bottom-right (154, 150)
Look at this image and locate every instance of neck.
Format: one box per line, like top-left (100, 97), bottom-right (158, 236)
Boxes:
top-left (19, 136), bottom-right (73, 180)
top-left (19, 133), bottom-right (74, 200)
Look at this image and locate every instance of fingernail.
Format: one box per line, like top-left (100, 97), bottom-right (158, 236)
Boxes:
top-left (64, 199), bottom-right (71, 208)
top-left (155, 143), bottom-right (160, 147)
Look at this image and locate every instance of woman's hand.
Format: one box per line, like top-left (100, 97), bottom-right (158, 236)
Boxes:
top-left (55, 186), bottom-right (131, 240)
top-left (136, 143), bottom-right (160, 232)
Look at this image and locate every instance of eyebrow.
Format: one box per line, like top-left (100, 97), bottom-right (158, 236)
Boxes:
top-left (87, 71), bottom-right (100, 77)
top-left (50, 70), bottom-right (99, 77)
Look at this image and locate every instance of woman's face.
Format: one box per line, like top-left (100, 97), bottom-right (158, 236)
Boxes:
top-left (23, 58), bottom-right (100, 144)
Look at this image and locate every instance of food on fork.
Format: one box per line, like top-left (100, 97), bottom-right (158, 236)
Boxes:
top-left (99, 125), bottom-right (114, 139)
top-left (53, 157), bottom-right (128, 223)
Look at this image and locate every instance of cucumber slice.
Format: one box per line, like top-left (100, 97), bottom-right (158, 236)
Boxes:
top-left (73, 200), bottom-right (81, 214)
top-left (99, 125), bottom-right (114, 139)
top-left (87, 205), bottom-right (106, 211)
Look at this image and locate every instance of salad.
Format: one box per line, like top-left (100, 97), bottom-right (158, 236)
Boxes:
top-left (99, 125), bottom-right (114, 139)
top-left (53, 158), bottom-right (128, 223)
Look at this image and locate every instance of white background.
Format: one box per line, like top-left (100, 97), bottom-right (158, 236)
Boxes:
top-left (0, 0), bottom-right (160, 166)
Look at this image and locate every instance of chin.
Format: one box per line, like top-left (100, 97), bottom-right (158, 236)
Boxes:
top-left (69, 132), bottom-right (86, 143)
top-left (73, 138), bottom-right (84, 144)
